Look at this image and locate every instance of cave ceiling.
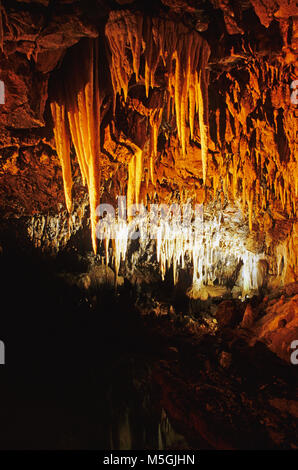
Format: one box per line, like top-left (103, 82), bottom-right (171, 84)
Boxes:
top-left (0, 0), bottom-right (297, 284)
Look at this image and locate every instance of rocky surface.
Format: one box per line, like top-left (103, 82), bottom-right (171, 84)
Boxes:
top-left (251, 288), bottom-right (298, 362)
top-left (140, 291), bottom-right (298, 449)
top-left (0, 1), bottom-right (296, 263)
top-left (0, 0), bottom-right (296, 376)
top-left (0, 237), bottom-right (297, 449)
top-left (0, 2), bottom-right (296, 452)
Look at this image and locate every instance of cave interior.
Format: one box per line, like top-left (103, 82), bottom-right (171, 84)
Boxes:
top-left (0, 0), bottom-right (297, 451)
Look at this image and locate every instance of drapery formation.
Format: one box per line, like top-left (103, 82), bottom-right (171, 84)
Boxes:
top-left (50, 99), bottom-right (72, 214)
top-left (50, 38), bottom-right (101, 253)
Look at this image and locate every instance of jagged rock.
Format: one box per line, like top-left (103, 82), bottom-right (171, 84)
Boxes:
top-left (245, 232), bottom-right (265, 254)
top-left (219, 351), bottom-right (232, 369)
top-left (187, 284), bottom-right (229, 300)
top-left (36, 48), bottom-right (67, 73)
top-left (36, 10), bottom-right (98, 53)
top-left (231, 286), bottom-right (242, 299)
top-left (215, 0), bottom-right (244, 35)
top-left (215, 300), bottom-right (243, 327)
top-left (88, 264), bottom-right (116, 288)
top-left (0, 53), bottom-right (48, 128)
top-left (285, 282), bottom-right (298, 297)
top-left (0, 0), bottom-right (296, 291)
top-left (76, 273), bottom-right (92, 290)
top-left (154, 303), bottom-right (170, 317)
top-left (253, 294), bottom-right (298, 363)
top-left (241, 303), bottom-right (255, 328)
top-left (269, 398), bottom-right (298, 419)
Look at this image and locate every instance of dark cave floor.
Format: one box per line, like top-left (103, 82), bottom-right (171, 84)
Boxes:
top-left (0, 249), bottom-right (296, 450)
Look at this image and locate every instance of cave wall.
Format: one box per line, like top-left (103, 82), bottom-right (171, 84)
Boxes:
top-left (0, 0), bottom-right (297, 286)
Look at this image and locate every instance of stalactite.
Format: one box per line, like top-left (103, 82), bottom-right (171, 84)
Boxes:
top-left (232, 155), bottom-right (238, 199)
top-left (50, 101), bottom-right (73, 213)
top-left (248, 190), bottom-right (253, 231)
top-left (149, 107), bottom-right (163, 184)
top-left (105, 11), bottom-right (143, 106)
top-left (66, 105), bottom-right (88, 186)
top-left (105, 12), bottom-right (210, 183)
top-left (51, 38), bottom-right (102, 253)
top-left (98, 206), bottom-right (268, 295)
top-left (197, 42), bottom-right (210, 183)
top-left (85, 40), bottom-right (101, 253)
top-left (49, 11), bottom-right (296, 285)
top-left (127, 146), bottom-right (143, 219)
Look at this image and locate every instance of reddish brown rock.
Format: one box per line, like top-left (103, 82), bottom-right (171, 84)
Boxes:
top-left (241, 304), bottom-right (255, 328)
top-left (0, 53), bottom-right (48, 128)
top-left (285, 282), bottom-right (298, 297)
top-left (0, 0), bottom-right (296, 287)
top-left (217, 0), bottom-right (244, 35)
top-left (215, 300), bottom-right (243, 327)
top-left (219, 351), bottom-right (232, 369)
top-left (253, 294), bottom-right (298, 363)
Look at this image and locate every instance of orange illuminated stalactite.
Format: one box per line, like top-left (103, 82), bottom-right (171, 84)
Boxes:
top-left (105, 11), bottom-right (143, 104)
top-left (127, 147), bottom-right (143, 220)
top-left (248, 190), bottom-right (253, 231)
top-left (50, 101), bottom-right (73, 213)
top-left (197, 42), bottom-right (210, 184)
top-left (125, 13), bottom-right (143, 82)
top-left (51, 38), bottom-right (102, 254)
top-left (67, 104), bottom-right (88, 186)
top-left (213, 174), bottom-right (219, 198)
top-left (84, 40), bottom-right (101, 253)
top-left (232, 155), bottom-right (238, 199)
top-left (149, 107), bottom-right (163, 184)
top-left (174, 50), bottom-right (182, 143)
top-left (135, 148), bottom-right (143, 205)
top-left (105, 11), bottom-right (211, 185)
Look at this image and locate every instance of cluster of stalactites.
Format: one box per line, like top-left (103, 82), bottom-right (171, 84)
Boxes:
top-left (212, 144), bottom-right (298, 231)
top-left (212, 59), bottom-right (298, 227)
top-left (97, 210), bottom-right (265, 295)
top-left (105, 11), bottom-right (210, 184)
top-left (50, 39), bottom-right (101, 253)
top-left (215, 146), bottom-right (297, 231)
top-left (51, 14), bottom-right (211, 256)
